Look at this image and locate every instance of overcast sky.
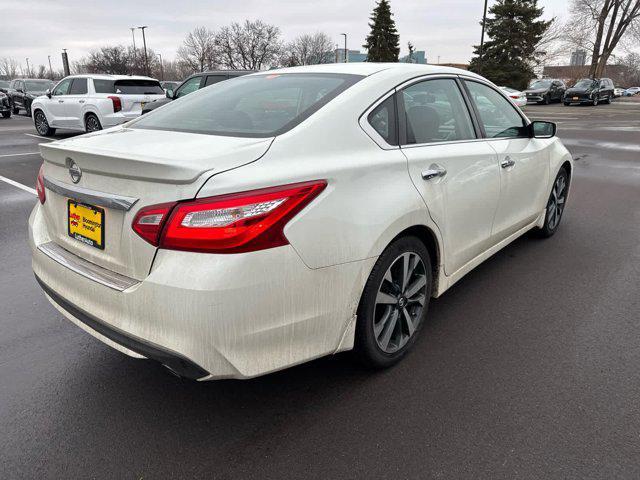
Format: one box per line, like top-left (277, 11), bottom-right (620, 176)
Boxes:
top-left (2, 0), bottom-right (571, 72)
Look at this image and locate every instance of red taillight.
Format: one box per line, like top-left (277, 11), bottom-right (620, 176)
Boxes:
top-left (36, 163), bottom-right (46, 204)
top-left (510, 95), bottom-right (519, 99)
top-left (131, 180), bottom-right (327, 253)
top-left (108, 96), bottom-right (122, 113)
top-left (131, 202), bottom-right (176, 246)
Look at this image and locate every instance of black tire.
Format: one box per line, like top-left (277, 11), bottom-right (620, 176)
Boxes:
top-left (543, 94), bottom-right (550, 105)
top-left (25, 100), bottom-right (32, 117)
top-left (85, 113), bottom-right (102, 132)
top-left (33, 110), bottom-right (56, 137)
top-left (604, 94), bottom-right (612, 104)
top-left (537, 168), bottom-right (568, 238)
top-left (2, 111), bottom-right (10, 118)
top-left (564, 102), bottom-right (570, 106)
top-left (592, 96), bottom-right (599, 106)
top-left (354, 236), bottom-right (433, 369)
top-left (12, 105), bottom-right (19, 114)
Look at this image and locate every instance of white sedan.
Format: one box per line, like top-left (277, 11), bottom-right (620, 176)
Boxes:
top-left (500, 86), bottom-right (527, 107)
top-left (30, 63), bottom-right (573, 380)
top-left (31, 74), bottom-right (165, 136)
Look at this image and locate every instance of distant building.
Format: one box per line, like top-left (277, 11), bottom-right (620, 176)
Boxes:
top-left (570, 50), bottom-right (587, 67)
top-left (332, 49), bottom-right (427, 64)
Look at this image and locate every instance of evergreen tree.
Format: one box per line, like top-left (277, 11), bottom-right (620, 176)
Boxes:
top-left (469, 0), bottom-right (552, 90)
top-left (364, 0), bottom-right (400, 62)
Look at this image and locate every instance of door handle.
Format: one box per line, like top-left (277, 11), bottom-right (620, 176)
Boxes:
top-left (79, 100), bottom-right (85, 103)
top-left (58, 100), bottom-right (64, 103)
top-left (422, 164), bottom-right (447, 180)
top-left (501, 156), bottom-right (515, 169)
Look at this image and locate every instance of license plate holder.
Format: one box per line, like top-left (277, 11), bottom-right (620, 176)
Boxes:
top-left (572, 96), bottom-right (579, 100)
top-left (68, 200), bottom-right (105, 250)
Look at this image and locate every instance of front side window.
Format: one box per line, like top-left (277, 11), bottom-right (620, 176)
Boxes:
top-left (400, 78), bottom-right (476, 144)
top-left (52, 78), bottom-right (72, 96)
top-left (465, 80), bottom-right (527, 139)
top-left (368, 95), bottom-right (397, 145)
top-left (175, 76), bottom-right (202, 98)
top-left (69, 78), bottom-right (88, 95)
top-left (130, 73), bottom-right (362, 137)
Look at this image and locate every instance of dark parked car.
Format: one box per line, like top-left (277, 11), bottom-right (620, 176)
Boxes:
top-left (564, 77), bottom-right (615, 106)
top-left (142, 70), bottom-right (255, 114)
top-left (0, 91), bottom-right (11, 118)
top-left (524, 79), bottom-right (566, 104)
top-left (8, 79), bottom-right (54, 116)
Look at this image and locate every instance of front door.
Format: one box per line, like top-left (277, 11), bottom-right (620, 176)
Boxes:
top-left (463, 80), bottom-right (550, 241)
top-left (399, 77), bottom-right (501, 276)
top-left (48, 78), bottom-right (73, 127)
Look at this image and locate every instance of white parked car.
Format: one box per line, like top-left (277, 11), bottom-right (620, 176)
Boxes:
top-left (614, 87), bottom-right (625, 97)
top-left (499, 86), bottom-right (527, 107)
top-left (31, 74), bottom-right (165, 136)
top-left (30, 64), bottom-right (573, 380)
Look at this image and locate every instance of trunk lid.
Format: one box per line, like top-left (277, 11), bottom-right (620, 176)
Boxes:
top-left (39, 127), bottom-right (273, 280)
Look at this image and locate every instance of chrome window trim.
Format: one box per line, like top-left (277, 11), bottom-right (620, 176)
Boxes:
top-left (37, 242), bottom-right (139, 292)
top-left (43, 177), bottom-right (138, 211)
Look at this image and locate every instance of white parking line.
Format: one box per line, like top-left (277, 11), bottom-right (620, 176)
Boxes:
top-left (0, 152), bottom-right (40, 157)
top-left (24, 133), bottom-right (53, 141)
top-left (0, 175), bottom-right (37, 195)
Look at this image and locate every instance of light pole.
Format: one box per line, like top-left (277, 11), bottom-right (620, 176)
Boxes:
top-left (478, 0), bottom-right (489, 74)
top-left (25, 58), bottom-right (30, 77)
top-left (130, 27), bottom-right (138, 72)
top-left (137, 26), bottom-right (149, 76)
top-left (158, 53), bottom-right (164, 81)
top-left (340, 33), bottom-right (348, 63)
top-left (48, 55), bottom-right (54, 79)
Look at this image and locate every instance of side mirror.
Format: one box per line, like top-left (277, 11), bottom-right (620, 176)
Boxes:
top-left (166, 89), bottom-right (174, 98)
top-left (46, 89), bottom-right (52, 98)
top-left (17, 88), bottom-right (24, 94)
top-left (530, 121), bottom-right (556, 139)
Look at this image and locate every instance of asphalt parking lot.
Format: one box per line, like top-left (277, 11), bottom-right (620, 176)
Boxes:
top-left (1, 102), bottom-right (639, 479)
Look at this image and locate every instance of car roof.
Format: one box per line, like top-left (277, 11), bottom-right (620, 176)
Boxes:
top-left (64, 74), bottom-right (159, 81)
top-left (251, 62), bottom-right (481, 79)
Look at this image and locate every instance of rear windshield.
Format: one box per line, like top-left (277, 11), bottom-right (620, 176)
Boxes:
top-left (94, 79), bottom-right (164, 95)
top-left (129, 73), bottom-right (363, 137)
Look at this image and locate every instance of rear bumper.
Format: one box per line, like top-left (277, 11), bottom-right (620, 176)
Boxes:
top-left (29, 203), bottom-right (372, 380)
top-left (102, 112), bottom-right (141, 128)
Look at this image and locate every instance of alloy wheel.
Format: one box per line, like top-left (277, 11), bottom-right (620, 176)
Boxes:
top-left (35, 112), bottom-right (48, 135)
top-left (546, 174), bottom-right (567, 230)
top-left (86, 115), bottom-right (101, 132)
top-left (373, 252), bottom-right (428, 354)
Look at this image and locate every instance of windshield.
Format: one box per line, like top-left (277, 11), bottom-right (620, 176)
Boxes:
top-left (529, 80), bottom-right (551, 89)
top-left (25, 80), bottom-right (53, 91)
top-left (94, 79), bottom-right (164, 95)
top-left (574, 79), bottom-right (597, 89)
top-left (130, 73), bottom-right (363, 137)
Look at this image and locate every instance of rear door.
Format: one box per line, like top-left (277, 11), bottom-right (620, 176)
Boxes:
top-left (64, 78), bottom-right (88, 129)
top-left (463, 79), bottom-right (550, 241)
top-left (399, 76), bottom-right (501, 275)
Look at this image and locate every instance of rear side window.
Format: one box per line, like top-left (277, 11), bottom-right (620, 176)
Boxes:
top-left (204, 75), bottom-right (227, 86)
top-left (130, 73), bottom-right (363, 138)
top-left (69, 78), bottom-right (88, 95)
top-left (93, 79), bottom-right (164, 95)
top-left (464, 80), bottom-right (527, 139)
top-left (400, 78), bottom-right (476, 144)
top-left (367, 95), bottom-right (397, 145)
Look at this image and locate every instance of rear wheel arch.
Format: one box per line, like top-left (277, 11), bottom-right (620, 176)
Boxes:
top-left (388, 225), bottom-right (441, 297)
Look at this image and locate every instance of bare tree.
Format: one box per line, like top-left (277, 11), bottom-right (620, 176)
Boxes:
top-left (566, 0), bottom-right (640, 76)
top-left (0, 57), bottom-right (20, 78)
top-left (215, 20), bottom-right (282, 70)
top-left (177, 27), bottom-right (217, 73)
top-left (281, 32), bottom-right (333, 66)
top-left (532, 19), bottom-right (565, 68)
